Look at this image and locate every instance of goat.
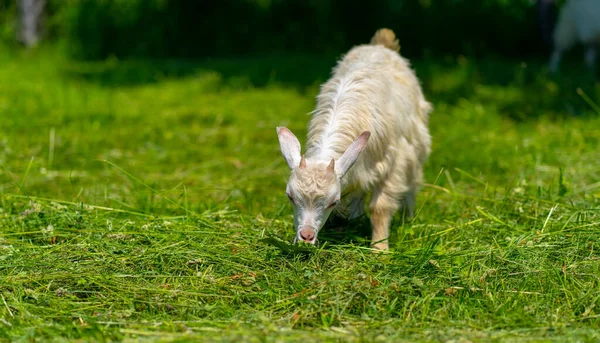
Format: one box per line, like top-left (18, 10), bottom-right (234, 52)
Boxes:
top-left (548, 0), bottom-right (600, 74)
top-left (276, 28), bottom-right (432, 250)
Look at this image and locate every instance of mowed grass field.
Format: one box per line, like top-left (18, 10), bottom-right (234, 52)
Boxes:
top-left (1, 46), bottom-right (600, 342)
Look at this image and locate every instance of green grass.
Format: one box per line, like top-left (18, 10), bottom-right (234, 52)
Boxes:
top-left (1, 45), bottom-right (600, 342)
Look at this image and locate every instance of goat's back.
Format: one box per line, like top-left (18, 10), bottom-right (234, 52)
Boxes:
top-left (306, 43), bottom-right (431, 191)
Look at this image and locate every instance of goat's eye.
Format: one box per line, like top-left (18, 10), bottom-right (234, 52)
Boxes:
top-left (286, 193), bottom-right (295, 204)
top-left (328, 200), bottom-right (339, 209)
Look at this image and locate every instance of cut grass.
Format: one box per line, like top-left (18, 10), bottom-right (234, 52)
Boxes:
top-left (1, 46), bottom-right (600, 342)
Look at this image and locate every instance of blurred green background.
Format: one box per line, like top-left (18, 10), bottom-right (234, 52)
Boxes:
top-left (1, 0), bottom-right (563, 60)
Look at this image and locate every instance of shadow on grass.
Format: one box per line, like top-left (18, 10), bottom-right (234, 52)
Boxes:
top-left (318, 215), bottom-right (373, 247)
top-left (64, 53), bottom-right (600, 121)
top-left (63, 54), bottom-right (337, 90)
top-left (260, 216), bottom-right (374, 256)
top-left (414, 56), bottom-right (599, 121)
top-left (318, 210), bottom-right (418, 251)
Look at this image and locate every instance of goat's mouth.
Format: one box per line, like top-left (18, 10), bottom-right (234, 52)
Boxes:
top-left (295, 226), bottom-right (318, 245)
top-left (296, 236), bottom-right (317, 245)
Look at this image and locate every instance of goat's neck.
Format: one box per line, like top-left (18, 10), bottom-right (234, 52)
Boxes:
top-left (305, 146), bottom-right (343, 166)
top-left (305, 126), bottom-right (355, 165)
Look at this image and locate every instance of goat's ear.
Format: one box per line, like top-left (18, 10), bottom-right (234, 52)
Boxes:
top-left (336, 131), bottom-right (370, 176)
top-left (276, 127), bottom-right (302, 170)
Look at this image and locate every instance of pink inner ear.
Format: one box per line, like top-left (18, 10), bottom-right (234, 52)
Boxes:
top-left (336, 131), bottom-right (371, 176)
top-left (277, 126), bottom-right (302, 169)
top-left (356, 132), bottom-right (371, 149)
top-left (277, 127), bottom-right (292, 136)
top-left (354, 131), bottom-right (371, 154)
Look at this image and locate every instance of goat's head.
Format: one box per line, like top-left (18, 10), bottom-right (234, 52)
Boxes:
top-left (276, 127), bottom-right (370, 244)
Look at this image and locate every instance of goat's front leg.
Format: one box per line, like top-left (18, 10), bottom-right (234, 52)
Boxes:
top-left (333, 188), bottom-right (366, 221)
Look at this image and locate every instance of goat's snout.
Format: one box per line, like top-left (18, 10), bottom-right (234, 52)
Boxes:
top-left (298, 227), bottom-right (316, 243)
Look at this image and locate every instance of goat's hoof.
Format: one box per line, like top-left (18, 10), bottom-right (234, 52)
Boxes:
top-left (371, 242), bottom-right (389, 252)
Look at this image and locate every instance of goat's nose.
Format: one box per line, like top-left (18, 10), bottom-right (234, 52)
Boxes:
top-left (299, 227), bottom-right (315, 242)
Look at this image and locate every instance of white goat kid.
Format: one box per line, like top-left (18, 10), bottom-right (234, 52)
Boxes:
top-left (277, 29), bottom-right (432, 250)
top-left (549, 0), bottom-right (600, 74)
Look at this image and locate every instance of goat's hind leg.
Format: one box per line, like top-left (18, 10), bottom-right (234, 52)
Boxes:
top-left (403, 167), bottom-right (424, 219)
top-left (369, 191), bottom-right (398, 251)
top-left (404, 188), bottom-right (416, 219)
top-left (369, 175), bottom-right (405, 251)
top-left (347, 190), bottom-right (367, 220)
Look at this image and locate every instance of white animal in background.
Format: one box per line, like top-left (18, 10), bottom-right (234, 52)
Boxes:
top-left (276, 28), bottom-right (432, 250)
top-left (548, 0), bottom-right (600, 73)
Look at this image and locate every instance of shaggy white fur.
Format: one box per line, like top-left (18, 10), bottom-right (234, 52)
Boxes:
top-left (277, 29), bottom-right (432, 250)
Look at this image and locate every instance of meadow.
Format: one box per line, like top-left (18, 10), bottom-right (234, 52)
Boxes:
top-left (0, 46), bottom-right (599, 342)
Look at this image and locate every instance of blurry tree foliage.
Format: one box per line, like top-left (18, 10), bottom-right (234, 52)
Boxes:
top-left (0, 0), bottom-right (551, 59)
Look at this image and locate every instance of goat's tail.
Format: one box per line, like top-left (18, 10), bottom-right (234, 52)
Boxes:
top-left (370, 28), bottom-right (400, 52)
